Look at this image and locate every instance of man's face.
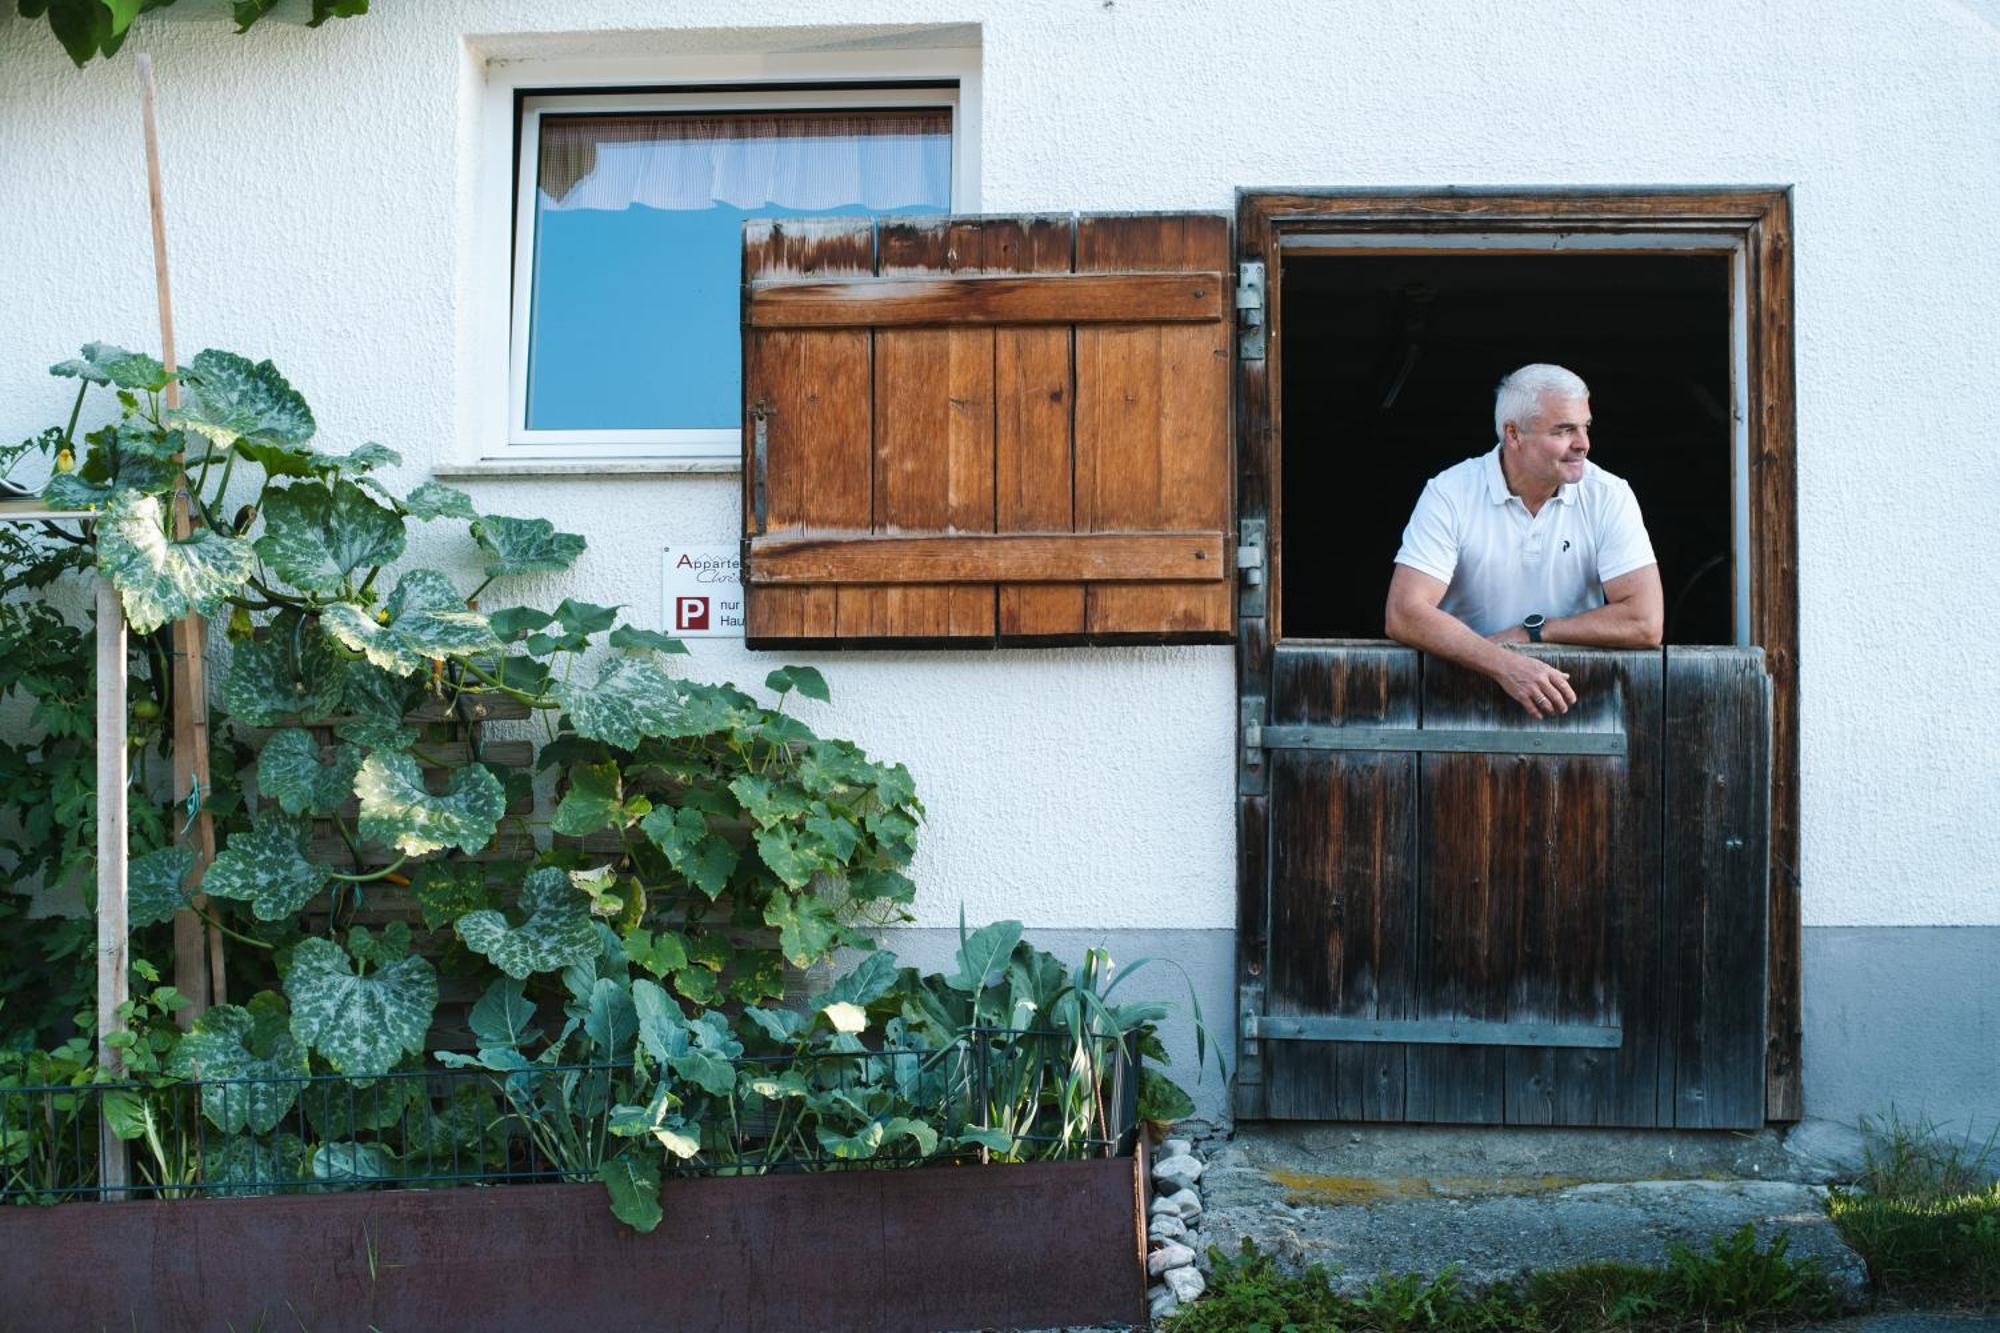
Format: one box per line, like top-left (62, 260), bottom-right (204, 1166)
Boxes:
top-left (1505, 393), bottom-right (1591, 491)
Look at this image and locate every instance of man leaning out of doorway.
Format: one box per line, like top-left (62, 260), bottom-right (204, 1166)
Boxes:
top-left (1384, 363), bottom-right (1664, 718)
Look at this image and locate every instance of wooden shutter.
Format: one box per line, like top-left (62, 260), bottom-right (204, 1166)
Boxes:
top-left (742, 213), bottom-right (1233, 647)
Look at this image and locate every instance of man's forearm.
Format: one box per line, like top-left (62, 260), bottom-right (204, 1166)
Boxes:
top-left (1387, 599), bottom-right (1517, 680)
top-left (1544, 599), bottom-right (1661, 648)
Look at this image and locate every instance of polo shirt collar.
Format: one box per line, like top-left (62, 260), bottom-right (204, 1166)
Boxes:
top-left (1485, 445), bottom-right (1579, 506)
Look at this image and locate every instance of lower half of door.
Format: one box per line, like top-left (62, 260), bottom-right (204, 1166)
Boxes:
top-left (1240, 643), bottom-right (1771, 1129)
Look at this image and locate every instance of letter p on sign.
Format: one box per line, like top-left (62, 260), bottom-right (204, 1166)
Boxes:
top-left (675, 596), bottom-right (710, 631)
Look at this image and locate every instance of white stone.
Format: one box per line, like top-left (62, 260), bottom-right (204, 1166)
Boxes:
top-left (1174, 1191), bottom-right (1205, 1221)
top-left (1165, 1265), bottom-right (1208, 1302)
top-left (1149, 1286), bottom-right (1180, 1319)
top-left (1161, 1137), bottom-right (1193, 1160)
top-left (1149, 1212), bottom-right (1189, 1242)
top-left (1148, 1241), bottom-right (1197, 1275)
top-left (1153, 1153), bottom-right (1205, 1191)
top-left (1150, 1193), bottom-right (1183, 1217)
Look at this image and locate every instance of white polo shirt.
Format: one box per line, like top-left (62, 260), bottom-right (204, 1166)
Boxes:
top-left (1393, 447), bottom-right (1657, 637)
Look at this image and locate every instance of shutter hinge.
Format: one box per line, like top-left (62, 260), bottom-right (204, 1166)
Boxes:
top-left (1236, 261), bottom-right (1267, 361)
top-left (750, 402), bottom-right (770, 536)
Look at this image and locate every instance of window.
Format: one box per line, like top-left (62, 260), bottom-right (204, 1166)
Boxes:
top-left (504, 85), bottom-right (961, 461)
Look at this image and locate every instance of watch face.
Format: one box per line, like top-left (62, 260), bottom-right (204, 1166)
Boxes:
top-left (1524, 614), bottom-right (1545, 629)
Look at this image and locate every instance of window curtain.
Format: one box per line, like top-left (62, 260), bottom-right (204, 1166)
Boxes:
top-left (537, 109), bottom-right (952, 213)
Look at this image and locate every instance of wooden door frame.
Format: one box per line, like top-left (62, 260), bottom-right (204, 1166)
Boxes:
top-left (1232, 187), bottom-right (1801, 1121)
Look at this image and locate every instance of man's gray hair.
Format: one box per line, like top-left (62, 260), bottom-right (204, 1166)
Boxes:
top-left (1494, 364), bottom-right (1589, 442)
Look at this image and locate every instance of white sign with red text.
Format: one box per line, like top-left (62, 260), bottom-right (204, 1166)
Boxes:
top-left (660, 545), bottom-right (744, 637)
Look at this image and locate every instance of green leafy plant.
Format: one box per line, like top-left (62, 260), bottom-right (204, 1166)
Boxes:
top-left (17, 0), bottom-right (371, 70)
top-left (1, 341), bottom-right (1213, 1233)
top-left (1829, 1109), bottom-right (2000, 1305)
top-left (1164, 1231), bottom-right (1838, 1333)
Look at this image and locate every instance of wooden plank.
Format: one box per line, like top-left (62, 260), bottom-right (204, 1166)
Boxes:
top-left (996, 216), bottom-right (1087, 638)
top-left (1233, 201), bottom-right (1276, 1121)
top-left (1233, 790), bottom-right (1270, 1120)
top-left (1748, 194), bottom-right (1803, 1122)
top-left (1408, 650), bottom-right (1664, 1127)
top-left (1663, 648), bottom-right (1771, 1129)
top-left (407, 694), bottom-right (533, 723)
top-left (1243, 188), bottom-right (1785, 229)
top-left (748, 532), bottom-right (1225, 584)
top-left (852, 218), bottom-right (1000, 639)
top-left (1264, 644), bottom-right (1416, 1121)
top-left (1503, 651), bottom-right (1665, 1128)
top-left (743, 217), bottom-right (876, 642)
top-left (94, 577), bottom-right (131, 1195)
top-left (749, 270), bottom-right (1226, 327)
top-left (1075, 215), bottom-right (1232, 638)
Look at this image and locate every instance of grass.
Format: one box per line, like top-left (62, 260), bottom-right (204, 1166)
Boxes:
top-left (1826, 1108), bottom-right (2000, 1308)
top-left (1159, 1225), bottom-right (1840, 1332)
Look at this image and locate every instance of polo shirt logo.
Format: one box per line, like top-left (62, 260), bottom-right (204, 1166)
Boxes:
top-left (1562, 539), bottom-right (1572, 552)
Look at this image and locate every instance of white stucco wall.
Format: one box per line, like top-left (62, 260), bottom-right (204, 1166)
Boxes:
top-left (1, 0), bottom-right (1996, 942)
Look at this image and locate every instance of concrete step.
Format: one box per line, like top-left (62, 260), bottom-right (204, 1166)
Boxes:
top-left (1198, 1126), bottom-right (1871, 1306)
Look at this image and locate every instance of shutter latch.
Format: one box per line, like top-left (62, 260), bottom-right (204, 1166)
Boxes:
top-left (1236, 261), bottom-right (1267, 361)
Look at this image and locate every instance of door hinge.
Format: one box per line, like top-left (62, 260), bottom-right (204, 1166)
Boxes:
top-left (1236, 260), bottom-right (1266, 361)
top-left (1236, 518), bottom-right (1265, 587)
top-left (1241, 695), bottom-right (1266, 767)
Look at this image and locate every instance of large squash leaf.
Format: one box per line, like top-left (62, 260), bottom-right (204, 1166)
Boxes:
top-left (473, 514), bottom-right (585, 577)
top-left (411, 859), bottom-right (499, 932)
top-left (314, 441), bottom-right (400, 475)
top-left (220, 611), bottom-right (349, 726)
top-left (309, 1141), bottom-right (398, 1191)
top-left (556, 654), bottom-right (682, 749)
top-left (762, 888), bottom-right (843, 968)
top-left (128, 845), bottom-right (197, 929)
top-left (332, 661), bottom-right (421, 749)
top-left (169, 349), bottom-right (316, 472)
top-left (354, 751), bottom-right (505, 857)
top-left (202, 812), bottom-right (332, 921)
top-left (165, 996), bottom-right (310, 1133)
top-left (97, 490), bottom-right (257, 635)
top-left (51, 342), bottom-right (172, 392)
top-left (255, 479), bottom-right (406, 593)
top-left (455, 866), bottom-right (599, 979)
top-left (255, 727), bottom-right (362, 817)
top-left (285, 935), bottom-right (437, 1077)
top-left (201, 1133), bottom-right (310, 1197)
top-left (321, 568), bottom-right (499, 676)
top-left (550, 760), bottom-right (626, 837)
top-left (638, 805), bottom-right (737, 898)
top-left (404, 480), bottom-right (477, 521)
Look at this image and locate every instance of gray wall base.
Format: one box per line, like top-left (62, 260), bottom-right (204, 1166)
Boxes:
top-left (1803, 925), bottom-right (2000, 1141)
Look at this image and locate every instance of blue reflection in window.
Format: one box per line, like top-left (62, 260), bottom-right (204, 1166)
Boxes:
top-left (525, 111), bottom-right (952, 433)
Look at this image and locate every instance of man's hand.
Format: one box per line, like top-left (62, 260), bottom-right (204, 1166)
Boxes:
top-left (1491, 649), bottom-right (1576, 719)
top-left (1486, 625), bottom-right (1529, 646)
top-left (1387, 566), bottom-right (1580, 719)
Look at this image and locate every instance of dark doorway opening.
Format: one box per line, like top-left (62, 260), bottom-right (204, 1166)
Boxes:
top-left (1279, 252), bottom-right (1735, 645)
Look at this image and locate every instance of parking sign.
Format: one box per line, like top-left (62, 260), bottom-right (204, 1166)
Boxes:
top-left (660, 546), bottom-right (744, 637)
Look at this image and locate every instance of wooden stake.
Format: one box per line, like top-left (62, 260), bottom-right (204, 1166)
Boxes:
top-left (95, 576), bottom-right (131, 1197)
top-left (137, 53), bottom-right (223, 1020)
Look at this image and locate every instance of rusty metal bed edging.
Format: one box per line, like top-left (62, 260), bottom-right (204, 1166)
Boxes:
top-left (1243, 1015), bottom-right (1624, 1049)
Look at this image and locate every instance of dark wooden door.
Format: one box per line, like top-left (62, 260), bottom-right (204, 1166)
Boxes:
top-left (1239, 643), bottom-right (1770, 1128)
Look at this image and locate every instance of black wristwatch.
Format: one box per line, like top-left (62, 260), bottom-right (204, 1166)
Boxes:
top-left (1522, 613), bottom-right (1546, 644)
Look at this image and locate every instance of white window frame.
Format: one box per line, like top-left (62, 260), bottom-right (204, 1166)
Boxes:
top-left (470, 52), bottom-right (980, 469)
